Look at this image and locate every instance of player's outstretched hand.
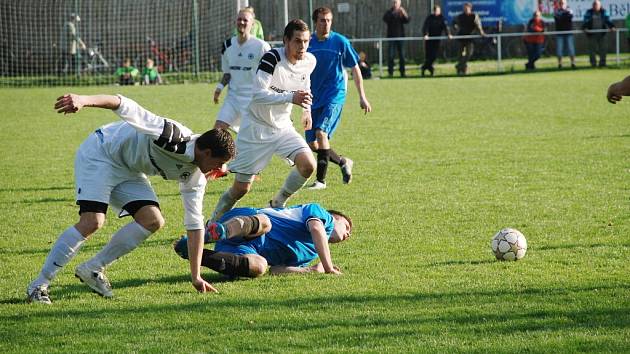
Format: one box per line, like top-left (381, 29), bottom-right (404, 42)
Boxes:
top-left (292, 90), bottom-right (313, 109)
top-left (192, 277), bottom-right (218, 293)
top-left (55, 94), bottom-right (84, 114)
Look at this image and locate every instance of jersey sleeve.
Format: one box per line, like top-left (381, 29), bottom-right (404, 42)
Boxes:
top-left (341, 38), bottom-right (360, 69)
top-left (303, 203), bottom-right (334, 236)
top-left (179, 168), bottom-right (207, 230)
top-left (252, 50), bottom-right (294, 105)
top-left (113, 95), bottom-right (166, 137)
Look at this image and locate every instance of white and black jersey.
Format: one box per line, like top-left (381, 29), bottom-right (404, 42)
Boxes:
top-left (247, 47), bottom-right (316, 129)
top-left (221, 36), bottom-right (270, 100)
top-left (96, 95), bottom-right (206, 230)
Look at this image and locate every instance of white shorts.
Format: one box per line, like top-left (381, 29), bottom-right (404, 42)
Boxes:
top-left (216, 94), bottom-right (250, 133)
top-left (228, 119), bottom-right (310, 180)
top-left (74, 133), bottom-right (158, 214)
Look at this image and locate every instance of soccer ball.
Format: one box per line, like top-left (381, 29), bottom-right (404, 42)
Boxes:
top-left (491, 228), bottom-right (527, 261)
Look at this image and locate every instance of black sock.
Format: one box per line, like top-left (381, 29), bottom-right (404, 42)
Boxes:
top-left (316, 149), bottom-right (330, 183)
top-left (201, 249), bottom-right (250, 277)
top-left (328, 149), bottom-right (346, 166)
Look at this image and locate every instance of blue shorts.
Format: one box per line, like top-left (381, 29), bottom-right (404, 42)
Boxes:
top-left (305, 103), bottom-right (344, 143)
top-left (555, 34), bottom-right (575, 57)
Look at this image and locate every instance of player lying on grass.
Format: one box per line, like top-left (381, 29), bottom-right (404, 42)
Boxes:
top-left (607, 75), bottom-right (630, 104)
top-left (173, 203), bottom-right (352, 277)
top-left (27, 94), bottom-right (235, 304)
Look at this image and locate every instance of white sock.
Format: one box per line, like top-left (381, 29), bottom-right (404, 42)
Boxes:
top-left (272, 168), bottom-right (308, 207)
top-left (29, 226), bottom-right (85, 290)
top-left (85, 222), bottom-right (152, 270)
top-left (211, 188), bottom-right (239, 221)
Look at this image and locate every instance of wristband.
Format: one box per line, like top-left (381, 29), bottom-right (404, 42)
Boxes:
top-left (215, 83), bottom-right (224, 91)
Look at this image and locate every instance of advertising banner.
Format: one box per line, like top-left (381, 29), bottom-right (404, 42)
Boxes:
top-left (443, 0), bottom-right (630, 26)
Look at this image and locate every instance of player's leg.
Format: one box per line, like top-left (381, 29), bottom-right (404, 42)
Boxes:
top-left (26, 205), bottom-right (107, 304)
top-left (306, 106), bottom-right (329, 189)
top-left (313, 104), bottom-right (353, 184)
top-left (271, 131), bottom-right (314, 207)
top-left (75, 179), bottom-right (160, 298)
top-left (212, 178), bottom-right (253, 222)
top-left (213, 214), bottom-right (271, 240)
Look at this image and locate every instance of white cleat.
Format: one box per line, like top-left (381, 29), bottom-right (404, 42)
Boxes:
top-left (26, 285), bottom-right (52, 304)
top-left (75, 263), bottom-right (113, 298)
top-left (341, 158), bottom-right (354, 184)
top-left (307, 181), bottom-right (327, 190)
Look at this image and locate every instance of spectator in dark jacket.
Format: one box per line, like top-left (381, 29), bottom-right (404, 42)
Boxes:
top-left (582, 0), bottom-right (615, 67)
top-left (383, 0), bottom-right (410, 77)
top-left (554, 0), bottom-right (576, 69)
top-left (453, 2), bottom-right (485, 75)
top-left (421, 5), bottom-right (451, 77)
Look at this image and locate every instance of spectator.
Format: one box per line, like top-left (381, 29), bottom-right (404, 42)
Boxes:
top-left (232, 6), bottom-right (264, 40)
top-left (141, 58), bottom-right (162, 85)
top-left (383, 0), bottom-right (410, 77)
top-left (115, 58), bottom-right (139, 85)
top-left (61, 13), bottom-right (86, 74)
top-left (554, 0), bottom-right (576, 69)
top-left (358, 51), bottom-right (372, 79)
top-left (453, 2), bottom-right (485, 76)
top-left (524, 10), bottom-right (545, 70)
top-left (421, 5), bottom-right (451, 77)
top-left (582, 0), bottom-right (615, 67)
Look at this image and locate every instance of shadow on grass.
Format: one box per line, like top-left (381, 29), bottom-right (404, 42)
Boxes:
top-left (0, 186), bottom-right (74, 193)
top-left (536, 243), bottom-right (629, 251)
top-left (0, 238), bottom-right (177, 256)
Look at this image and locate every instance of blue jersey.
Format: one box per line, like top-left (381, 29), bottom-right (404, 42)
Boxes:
top-left (308, 31), bottom-right (359, 109)
top-left (216, 203), bottom-right (334, 267)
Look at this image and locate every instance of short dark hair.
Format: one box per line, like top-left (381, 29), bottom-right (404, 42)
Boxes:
top-left (328, 209), bottom-right (352, 232)
top-left (196, 128), bottom-right (235, 159)
top-left (283, 19), bottom-right (309, 41)
top-left (312, 7), bottom-right (332, 22)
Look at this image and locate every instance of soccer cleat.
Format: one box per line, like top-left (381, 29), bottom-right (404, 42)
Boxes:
top-left (307, 181), bottom-right (327, 190)
top-left (205, 221), bottom-right (227, 242)
top-left (173, 235), bottom-right (189, 260)
top-left (26, 285), bottom-right (52, 304)
top-left (269, 199), bottom-right (286, 208)
top-left (75, 263), bottom-right (113, 298)
top-left (341, 158), bottom-right (354, 184)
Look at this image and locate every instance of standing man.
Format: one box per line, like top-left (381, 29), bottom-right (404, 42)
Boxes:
top-left (554, 0), bottom-right (576, 69)
top-left (453, 2), bottom-right (485, 76)
top-left (26, 94), bottom-right (236, 304)
top-left (383, 0), bottom-right (410, 77)
top-left (306, 7), bottom-right (372, 190)
top-left (173, 203), bottom-right (352, 277)
top-left (210, 19), bottom-right (317, 222)
top-left (214, 7), bottom-right (270, 133)
top-left (421, 5), bottom-right (451, 77)
top-left (582, 0), bottom-right (615, 67)
top-left (61, 13), bottom-right (86, 74)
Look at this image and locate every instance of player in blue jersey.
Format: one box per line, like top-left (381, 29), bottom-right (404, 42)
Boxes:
top-left (305, 7), bottom-right (372, 190)
top-left (172, 203), bottom-right (352, 277)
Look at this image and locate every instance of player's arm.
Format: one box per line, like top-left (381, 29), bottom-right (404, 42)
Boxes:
top-left (252, 51), bottom-right (312, 109)
top-left (213, 73), bottom-right (231, 104)
top-left (54, 94), bottom-right (121, 114)
top-left (180, 173), bottom-right (217, 293)
top-left (308, 219), bottom-right (341, 275)
top-left (607, 75), bottom-right (630, 104)
top-left (350, 65), bottom-right (372, 115)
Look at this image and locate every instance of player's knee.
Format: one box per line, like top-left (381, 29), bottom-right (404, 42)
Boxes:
top-left (76, 213), bottom-right (106, 237)
top-left (257, 215), bottom-right (272, 234)
top-left (133, 206), bottom-right (165, 233)
top-left (246, 254), bottom-right (268, 277)
top-left (230, 183), bottom-right (251, 199)
top-left (295, 153), bottom-right (316, 176)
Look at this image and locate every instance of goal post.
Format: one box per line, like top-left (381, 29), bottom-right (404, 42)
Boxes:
top-left (0, 0), bottom-right (242, 87)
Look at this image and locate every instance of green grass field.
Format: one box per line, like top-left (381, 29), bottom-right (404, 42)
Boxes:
top-left (1, 69), bottom-right (629, 353)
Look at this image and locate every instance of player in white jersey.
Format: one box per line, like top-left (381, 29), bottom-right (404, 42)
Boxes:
top-left (211, 19), bottom-right (317, 221)
top-left (213, 7), bottom-right (270, 133)
top-left (26, 94), bottom-right (236, 304)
